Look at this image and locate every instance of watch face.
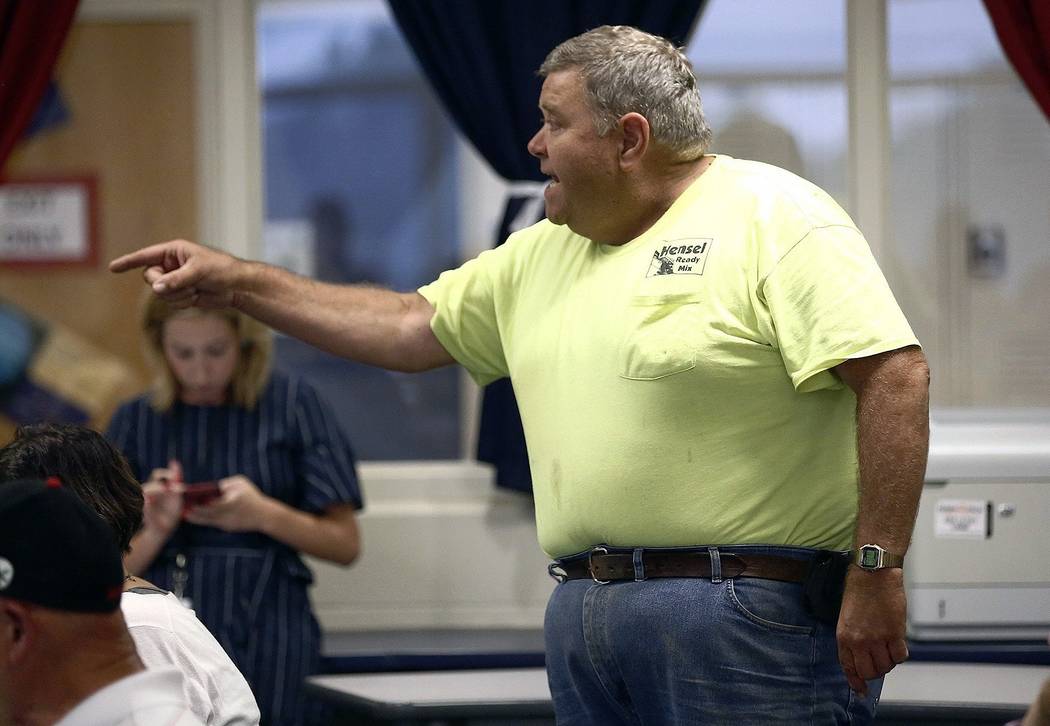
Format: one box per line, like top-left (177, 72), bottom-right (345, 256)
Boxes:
top-left (860, 547), bottom-right (881, 568)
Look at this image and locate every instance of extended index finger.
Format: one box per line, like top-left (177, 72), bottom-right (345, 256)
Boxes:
top-left (109, 240), bottom-right (183, 273)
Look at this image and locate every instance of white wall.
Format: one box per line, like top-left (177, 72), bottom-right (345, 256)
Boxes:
top-left (307, 461), bottom-right (555, 632)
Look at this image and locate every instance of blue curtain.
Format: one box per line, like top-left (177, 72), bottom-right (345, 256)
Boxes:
top-left (388, 0), bottom-right (707, 492)
top-left (388, 0), bottom-right (705, 182)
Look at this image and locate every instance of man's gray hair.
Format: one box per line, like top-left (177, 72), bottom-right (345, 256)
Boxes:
top-left (539, 25), bottom-right (712, 161)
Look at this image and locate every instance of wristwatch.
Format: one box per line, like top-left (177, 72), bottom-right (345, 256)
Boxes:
top-left (851, 543), bottom-right (904, 571)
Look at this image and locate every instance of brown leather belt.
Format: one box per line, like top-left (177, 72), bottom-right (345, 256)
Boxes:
top-left (553, 550), bottom-right (810, 584)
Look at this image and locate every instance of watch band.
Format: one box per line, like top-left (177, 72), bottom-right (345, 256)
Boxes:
top-left (851, 543), bottom-right (905, 570)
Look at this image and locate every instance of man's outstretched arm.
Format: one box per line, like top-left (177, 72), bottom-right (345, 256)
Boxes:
top-left (110, 239), bottom-right (455, 372)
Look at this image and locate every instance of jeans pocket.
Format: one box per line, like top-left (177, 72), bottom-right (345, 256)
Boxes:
top-left (725, 578), bottom-right (815, 636)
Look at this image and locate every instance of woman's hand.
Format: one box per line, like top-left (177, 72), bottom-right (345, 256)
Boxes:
top-left (182, 476), bottom-right (360, 565)
top-left (142, 460), bottom-right (185, 537)
top-left (183, 475), bottom-right (274, 533)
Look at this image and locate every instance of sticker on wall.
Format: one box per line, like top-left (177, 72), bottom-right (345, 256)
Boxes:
top-left (934, 499), bottom-right (989, 538)
top-left (0, 177), bottom-right (99, 267)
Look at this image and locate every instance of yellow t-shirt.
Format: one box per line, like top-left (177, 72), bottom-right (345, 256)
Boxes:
top-left (420, 156), bottom-right (919, 558)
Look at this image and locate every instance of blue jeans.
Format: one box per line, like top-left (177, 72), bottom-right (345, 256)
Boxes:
top-left (544, 545), bottom-right (881, 725)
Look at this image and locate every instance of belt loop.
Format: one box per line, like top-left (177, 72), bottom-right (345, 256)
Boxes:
top-left (708, 546), bottom-right (722, 583)
top-left (632, 548), bottom-right (646, 581)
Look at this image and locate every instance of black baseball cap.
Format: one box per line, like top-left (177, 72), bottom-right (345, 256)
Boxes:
top-left (0, 478), bottom-right (124, 613)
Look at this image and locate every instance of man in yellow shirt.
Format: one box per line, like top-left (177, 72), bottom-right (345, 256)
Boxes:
top-left (113, 25), bottom-right (929, 725)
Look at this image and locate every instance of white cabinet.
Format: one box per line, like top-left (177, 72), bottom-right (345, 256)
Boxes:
top-left (908, 410), bottom-right (1050, 640)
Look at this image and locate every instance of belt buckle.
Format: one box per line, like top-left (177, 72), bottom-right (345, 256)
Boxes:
top-left (588, 546), bottom-right (610, 585)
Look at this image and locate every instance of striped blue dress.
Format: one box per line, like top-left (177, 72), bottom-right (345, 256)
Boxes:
top-left (106, 371), bottom-right (362, 726)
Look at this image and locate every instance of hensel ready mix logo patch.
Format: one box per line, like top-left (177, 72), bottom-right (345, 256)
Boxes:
top-left (646, 238), bottom-right (713, 277)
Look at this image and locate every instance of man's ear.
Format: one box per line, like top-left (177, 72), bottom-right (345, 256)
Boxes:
top-left (0, 599), bottom-right (34, 666)
top-left (618, 112), bottom-right (650, 169)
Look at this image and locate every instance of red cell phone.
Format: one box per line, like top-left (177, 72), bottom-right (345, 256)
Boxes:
top-left (182, 481), bottom-right (222, 507)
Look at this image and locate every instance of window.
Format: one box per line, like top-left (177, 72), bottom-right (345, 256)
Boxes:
top-left (688, 0), bottom-right (848, 206)
top-left (886, 0), bottom-right (1050, 405)
top-left (256, 0), bottom-right (1050, 467)
top-left (258, 0), bottom-right (461, 459)
top-left (691, 0), bottom-right (1050, 408)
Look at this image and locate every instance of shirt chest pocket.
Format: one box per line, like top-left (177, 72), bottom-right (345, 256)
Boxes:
top-left (618, 292), bottom-right (703, 380)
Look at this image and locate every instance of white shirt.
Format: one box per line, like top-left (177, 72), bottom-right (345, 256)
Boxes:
top-left (122, 589), bottom-right (261, 726)
top-left (55, 667), bottom-right (203, 726)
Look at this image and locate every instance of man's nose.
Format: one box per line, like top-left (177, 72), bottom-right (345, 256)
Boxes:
top-left (527, 128), bottom-right (545, 158)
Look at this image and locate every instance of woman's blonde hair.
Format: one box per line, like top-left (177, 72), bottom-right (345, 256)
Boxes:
top-left (141, 293), bottom-right (272, 411)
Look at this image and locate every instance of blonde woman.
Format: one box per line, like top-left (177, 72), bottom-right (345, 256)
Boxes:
top-left (107, 296), bottom-right (362, 726)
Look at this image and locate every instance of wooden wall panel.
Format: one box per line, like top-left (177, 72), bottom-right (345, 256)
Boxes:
top-left (1, 21), bottom-right (197, 431)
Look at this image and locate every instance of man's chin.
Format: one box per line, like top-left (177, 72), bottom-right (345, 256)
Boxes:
top-left (544, 209), bottom-right (588, 236)
top-left (544, 205), bottom-right (566, 226)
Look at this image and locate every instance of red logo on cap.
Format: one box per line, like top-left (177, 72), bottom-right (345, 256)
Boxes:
top-left (45, 477), bottom-right (62, 489)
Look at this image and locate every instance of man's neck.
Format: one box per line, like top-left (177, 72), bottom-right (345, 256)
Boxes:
top-left (597, 154), bottom-right (713, 245)
top-left (14, 637), bottom-right (144, 725)
top-left (122, 569), bottom-right (160, 592)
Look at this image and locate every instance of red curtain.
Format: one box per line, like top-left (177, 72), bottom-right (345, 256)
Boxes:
top-left (983, 0), bottom-right (1050, 123)
top-left (0, 0), bottom-right (81, 174)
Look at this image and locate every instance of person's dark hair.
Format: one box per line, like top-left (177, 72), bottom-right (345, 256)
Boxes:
top-left (0, 423), bottom-right (143, 553)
